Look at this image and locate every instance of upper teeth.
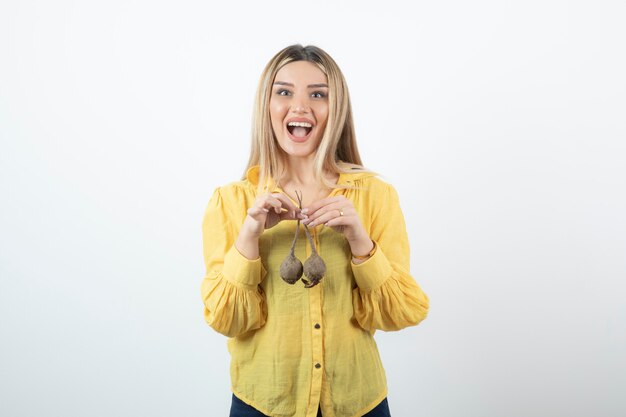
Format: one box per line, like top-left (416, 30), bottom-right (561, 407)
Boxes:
top-left (288, 121), bottom-right (312, 128)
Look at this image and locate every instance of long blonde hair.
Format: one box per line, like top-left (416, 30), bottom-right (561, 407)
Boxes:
top-left (242, 44), bottom-right (371, 193)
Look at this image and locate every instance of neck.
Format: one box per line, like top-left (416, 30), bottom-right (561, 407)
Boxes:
top-left (281, 155), bottom-right (318, 187)
top-left (277, 155), bottom-right (339, 190)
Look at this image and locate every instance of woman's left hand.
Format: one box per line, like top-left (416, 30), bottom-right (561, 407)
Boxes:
top-left (301, 196), bottom-right (372, 249)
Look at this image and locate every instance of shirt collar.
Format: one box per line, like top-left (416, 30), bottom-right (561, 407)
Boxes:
top-left (245, 165), bottom-right (375, 189)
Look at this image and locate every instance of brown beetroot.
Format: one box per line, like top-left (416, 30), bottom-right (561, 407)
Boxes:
top-left (280, 219), bottom-right (303, 284)
top-left (301, 223), bottom-right (326, 288)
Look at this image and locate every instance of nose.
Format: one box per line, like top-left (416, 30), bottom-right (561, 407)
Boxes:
top-left (291, 96), bottom-right (310, 114)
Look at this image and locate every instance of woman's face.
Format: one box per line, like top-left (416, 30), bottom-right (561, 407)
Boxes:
top-left (269, 61), bottom-right (329, 160)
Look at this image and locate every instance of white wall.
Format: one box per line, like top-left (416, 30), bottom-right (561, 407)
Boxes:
top-left (1, 1), bottom-right (625, 416)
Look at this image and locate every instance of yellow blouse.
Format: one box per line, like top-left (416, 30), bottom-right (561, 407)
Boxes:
top-left (201, 166), bottom-right (429, 417)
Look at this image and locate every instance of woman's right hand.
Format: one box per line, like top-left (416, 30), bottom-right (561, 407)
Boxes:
top-left (242, 192), bottom-right (304, 239)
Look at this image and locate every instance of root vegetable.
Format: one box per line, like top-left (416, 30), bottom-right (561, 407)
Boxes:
top-left (280, 218), bottom-right (303, 284)
top-left (301, 223), bottom-right (326, 288)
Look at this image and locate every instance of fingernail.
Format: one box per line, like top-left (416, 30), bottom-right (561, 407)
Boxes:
top-left (301, 208), bottom-right (309, 214)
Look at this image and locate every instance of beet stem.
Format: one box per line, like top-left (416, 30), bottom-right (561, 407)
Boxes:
top-left (290, 219), bottom-right (300, 256)
top-left (303, 223), bottom-right (319, 255)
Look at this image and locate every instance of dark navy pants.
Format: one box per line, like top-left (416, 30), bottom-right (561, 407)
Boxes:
top-left (229, 394), bottom-right (391, 417)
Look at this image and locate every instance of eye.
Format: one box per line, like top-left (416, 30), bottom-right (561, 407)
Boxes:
top-left (276, 89), bottom-right (291, 96)
top-left (311, 91), bottom-right (327, 99)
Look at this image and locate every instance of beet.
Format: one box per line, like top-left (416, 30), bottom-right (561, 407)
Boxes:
top-left (278, 190), bottom-right (326, 288)
top-left (280, 219), bottom-right (303, 284)
top-left (301, 223), bottom-right (326, 288)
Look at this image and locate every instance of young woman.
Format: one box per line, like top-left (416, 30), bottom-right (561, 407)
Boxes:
top-left (201, 44), bottom-right (429, 417)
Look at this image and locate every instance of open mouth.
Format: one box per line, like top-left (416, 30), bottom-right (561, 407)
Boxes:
top-left (286, 121), bottom-right (313, 140)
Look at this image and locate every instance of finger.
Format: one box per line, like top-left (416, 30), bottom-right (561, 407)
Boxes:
top-left (247, 206), bottom-right (269, 219)
top-left (261, 195), bottom-right (283, 213)
top-left (278, 209), bottom-right (303, 221)
top-left (265, 193), bottom-right (302, 217)
top-left (323, 216), bottom-right (347, 228)
top-left (271, 193), bottom-right (301, 213)
top-left (306, 209), bottom-right (352, 227)
top-left (305, 202), bottom-right (354, 223)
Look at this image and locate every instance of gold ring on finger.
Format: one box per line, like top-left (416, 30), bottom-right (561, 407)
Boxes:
top-left (338, 209), bottom-right (344, 216)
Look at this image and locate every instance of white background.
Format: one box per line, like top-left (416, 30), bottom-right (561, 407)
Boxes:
top-left (1, 1), bottom-right (625, 416)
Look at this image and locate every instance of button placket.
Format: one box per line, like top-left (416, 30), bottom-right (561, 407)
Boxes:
top-left (307, 225), bottom-right (324, 415)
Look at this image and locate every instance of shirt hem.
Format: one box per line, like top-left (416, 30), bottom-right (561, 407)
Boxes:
top-left (348, 389), bottom-right (388, 417)
top-left (231, 388), bottom-right (276, 417)
top-left (231, 387), bottom-right (389, 417)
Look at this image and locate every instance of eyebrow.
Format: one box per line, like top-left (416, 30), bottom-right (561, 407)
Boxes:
top-left (273, 81), bottom-right (329, 88)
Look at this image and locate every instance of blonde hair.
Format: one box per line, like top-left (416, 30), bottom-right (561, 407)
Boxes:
top-left (242, 44), bottom-right (371, 193)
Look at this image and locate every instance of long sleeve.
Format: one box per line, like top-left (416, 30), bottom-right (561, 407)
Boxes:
top-left (351, 182), bottom-right (429, 331)
top-left (200, 187), bottom-right (267, 337)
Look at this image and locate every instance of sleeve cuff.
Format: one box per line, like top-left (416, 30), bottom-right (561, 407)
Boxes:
top-left (350, 240), bottom-right (393, 291)
top-left (222, 244), bottom-right (267, 290)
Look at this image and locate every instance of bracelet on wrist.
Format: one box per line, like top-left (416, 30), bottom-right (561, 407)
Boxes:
top-left (352, 241), bottom-right (376, 260)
